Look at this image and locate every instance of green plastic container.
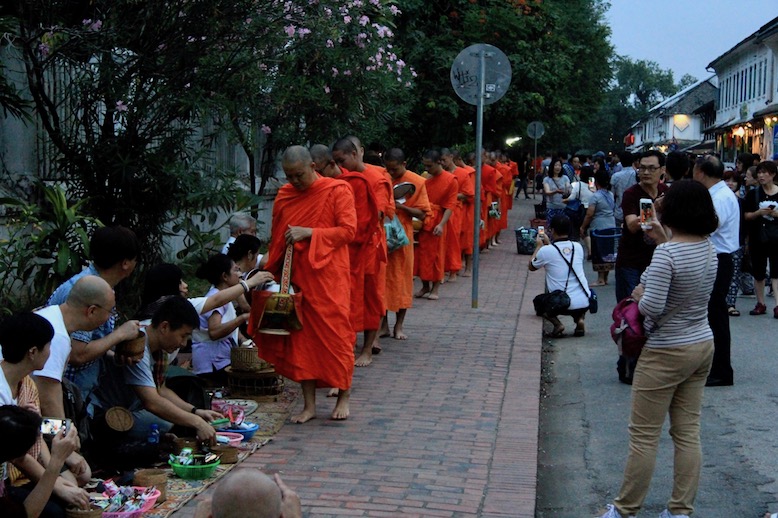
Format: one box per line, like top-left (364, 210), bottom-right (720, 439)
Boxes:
top-left (168, 459), bottom-right (221, 480)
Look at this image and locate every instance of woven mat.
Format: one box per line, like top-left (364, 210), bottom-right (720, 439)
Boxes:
top-left (143, 381), bottom-right (299, 517)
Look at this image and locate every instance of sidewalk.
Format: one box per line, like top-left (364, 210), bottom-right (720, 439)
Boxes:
top-left (175, 196), bottom-right (546, 517)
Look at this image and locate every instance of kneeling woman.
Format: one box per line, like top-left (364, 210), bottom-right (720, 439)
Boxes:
top-left (192, 254), bottom-right (249, 385)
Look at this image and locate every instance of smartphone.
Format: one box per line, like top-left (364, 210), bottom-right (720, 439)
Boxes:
top-left (40, 417), bottom-right (70, 436)
top-left (538, 225), bottom-right (545, 237)
top-left (639, 198), bottom-right (654, 230)
top-left (588, 177), bottom-right (595, 190)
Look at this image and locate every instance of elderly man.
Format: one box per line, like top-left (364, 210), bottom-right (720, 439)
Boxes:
top-left (256, 146), bottom-right (357, 422)
top-left (222, 213), bottom-right (258, 254)
top-left (693, 155), bottom-right (739, 387)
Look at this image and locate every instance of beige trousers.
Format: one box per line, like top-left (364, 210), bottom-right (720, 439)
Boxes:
top-left (614, 339), bottom-right (714, 516)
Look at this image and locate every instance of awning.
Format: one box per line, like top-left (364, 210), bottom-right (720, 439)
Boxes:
top-left (680, 140), bottom-right (716, 152)
top-left (711, 116), bottom-right (737, 132)
top-left (753, 103), bottom-right (778, 118)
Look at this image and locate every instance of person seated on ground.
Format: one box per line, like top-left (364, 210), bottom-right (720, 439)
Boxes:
top-left (45, 226), bottom-right (141, 404)
top-left (89, 296), bottom-right (225, 443)
top-left (191, 254), bottom-right (250, 386)
top-left (194, 470), bottom-right (301, 518)
top-left (221, 213), bottom-right (258, 255)
top-left (1, 313), bottom-right (91, 512)
top-left (227, 234), bottom-right (266, 314)
top-left (1, 405), bottom-right (81, 518)
top-left (529, 214), bottom-right (591, 338)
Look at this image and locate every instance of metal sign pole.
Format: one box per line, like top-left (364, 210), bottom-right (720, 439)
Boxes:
top-left (471, 50), bottom-right (486, 308)
top-left (533, 137), bottom-right (538, 197)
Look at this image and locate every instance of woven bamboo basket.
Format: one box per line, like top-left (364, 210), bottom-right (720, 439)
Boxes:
top-left (65, 505), bottom-right (103, 518)
top-left (105, 406), bottom-right (134, 432)
top-left (226, 367), bottom-right (284, 398)
top-left (230, 348), bottom-right (271, 373)
top-left (133, 468), bottom-right (168, 503)
top-left (211, 445), bottom-right (239, 464)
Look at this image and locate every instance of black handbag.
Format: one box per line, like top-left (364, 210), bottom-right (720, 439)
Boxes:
top-left (533, 289), bottom-right (571, 316)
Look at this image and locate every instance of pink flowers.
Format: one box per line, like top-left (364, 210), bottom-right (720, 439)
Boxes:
top-left (37, 43), bottom-right (50, 58)
top-left (82, 19), bottom-right (103, 31)
top-left (332, 67), bottom-right (339, 77)
top-left (324, 86), bottom-right (331, 94)
top-left (390, 5), bottom-right (401, 16)
top-left (260, 124), bottom-right (272, 135)
top-left (115, 101), bottom-right (128, 112)
top-left (359, 15), bottom-right (370, 26)
top-left (343, 15), bottom-right (352, 24)
top-left (326, 39), bottom-right (334, 48)
top-left (284, 25), bottom-right (296, 37)
top-left (298, 27), bottom-right (311, 37)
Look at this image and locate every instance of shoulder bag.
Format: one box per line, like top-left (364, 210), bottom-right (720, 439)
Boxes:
top-left (532, 243), bottom-right (572, 316)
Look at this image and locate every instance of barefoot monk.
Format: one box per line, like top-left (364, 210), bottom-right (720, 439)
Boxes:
top-left (254, 146), bottom-right (357, 422)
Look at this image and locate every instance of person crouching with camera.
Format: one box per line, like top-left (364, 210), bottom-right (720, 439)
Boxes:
top-left (529, 214), bottom-right (591, 338)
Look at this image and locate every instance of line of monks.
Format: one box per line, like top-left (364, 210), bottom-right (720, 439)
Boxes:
top-left (251, 140), bottom-right (517, 423)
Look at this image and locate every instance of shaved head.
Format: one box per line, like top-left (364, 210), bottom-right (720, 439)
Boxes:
top-left (332, 138), bottom-right (358, 155)
top-left (67, 275), bottom-right (114, 310)
top-left (331, 138), bottom-right (362, 172)
top-left (282, 145), bottom-right (312, 166)
top-left (309, 144), bottom-right (331, 164)
top-left (384, 148), bottom-right (405, 163)
top-left (211, 470), bottom-right (281, 518)
top-left (309, 144), bottom-right (341, 178)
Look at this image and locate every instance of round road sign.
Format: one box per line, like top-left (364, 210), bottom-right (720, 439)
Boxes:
top-left (450, 44), bottom-right (512, 106)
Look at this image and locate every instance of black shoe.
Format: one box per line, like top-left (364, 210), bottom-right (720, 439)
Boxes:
top-left (618, 376), bottom-right (633, 385)
top-left (705, 377), bottom-right (733, 387)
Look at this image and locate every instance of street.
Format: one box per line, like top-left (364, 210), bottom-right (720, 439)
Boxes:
top-left (537, 281), bottom-right (777, 517)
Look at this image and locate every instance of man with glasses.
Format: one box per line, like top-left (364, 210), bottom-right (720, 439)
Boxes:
top-left (614, 150), bottom-right (669, 384)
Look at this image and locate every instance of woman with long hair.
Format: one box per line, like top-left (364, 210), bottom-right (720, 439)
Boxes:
top-left (599, 180), bottom-right (718, 518)
top-left (743, 160), bottom-right (778, 317)
top-left (542, 157), bottom-right (571, 228)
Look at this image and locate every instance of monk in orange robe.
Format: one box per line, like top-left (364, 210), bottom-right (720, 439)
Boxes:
top-left (310, 144), bottom-right (378, 337)
top-left (454, 151), bottom-right (475, 277)
top-left (415, 149), bottom-right (458, 300)
top-left (254, 146), bottom-right (357, 422)
top-left (480, 151), bottom-right (500, 250)
top-left (495, 157), bottom-right (512, 242)
top-left (332, 137), bottom-right (394, 366)
top-left (440, 148), bottom-right (463, 281)
top-left (381, 148), bottom-right (431, 340)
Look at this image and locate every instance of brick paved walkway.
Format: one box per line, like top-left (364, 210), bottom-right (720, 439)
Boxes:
top-left (175, 196), bottom-right (545, 517)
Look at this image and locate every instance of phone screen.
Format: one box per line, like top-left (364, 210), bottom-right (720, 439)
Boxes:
top-left (640, 201), bottom-right (654, 224)
top-left (40, 418), bottom-right (68, 436)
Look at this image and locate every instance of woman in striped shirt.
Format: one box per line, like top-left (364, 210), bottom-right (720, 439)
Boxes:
top-left (600, 181), bottom-right (718, 518)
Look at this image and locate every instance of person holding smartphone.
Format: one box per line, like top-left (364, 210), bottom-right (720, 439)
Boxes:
top-left (743, 160), bottom-right (778, 318)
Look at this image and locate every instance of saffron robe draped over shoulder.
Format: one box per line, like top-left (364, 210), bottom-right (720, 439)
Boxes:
top-left (338, 172), bottom-right (378, 333)
top-left (385, 171), bottom-right (430, 312)
top-left (444, 170), bottom-right (463, 273)
top-left (460, 165), bottom-right (476, 255)
top-left (416, 172), bottom-right (458, 282)
top-left (254, 176), bottom-right (357, 390)
top-left (480, 164), bottom-right (499, 247)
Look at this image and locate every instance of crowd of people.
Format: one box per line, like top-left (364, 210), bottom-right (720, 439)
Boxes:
top-left (0, 137), bottom-right (521, 516)
top-left (526, 147), bottom-right (778, 518)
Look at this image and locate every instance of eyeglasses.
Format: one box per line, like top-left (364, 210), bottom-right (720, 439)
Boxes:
top-left (91, 303), bottom-right (114, 314)
top-left (637, 165), bottom-right (662, 173)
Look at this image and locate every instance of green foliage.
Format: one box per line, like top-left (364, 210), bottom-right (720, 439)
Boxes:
top-left (0, 184), bottom-right (102, 314)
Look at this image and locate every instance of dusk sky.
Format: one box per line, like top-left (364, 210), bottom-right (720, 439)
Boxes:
top-left (606, 1), bottom-right (778, 82)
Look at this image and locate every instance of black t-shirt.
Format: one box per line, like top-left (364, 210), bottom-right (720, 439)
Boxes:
top-left (743, 186), bottom-right (778, 242)
top-left (616, 183), bottom-right (668, 270)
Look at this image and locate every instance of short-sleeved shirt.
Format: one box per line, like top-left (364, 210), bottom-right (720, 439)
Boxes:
top-left (589, 190), bottom-right (616, 231)
top-left (744, 186), bottom-right (778, 246)
top-left (567, 181), bottom-right (594, 208)
top-left (708, 180), bottom-right (740, 254)
top-left (192, 287), bottom-right (237, 375)
top-left (611, 168), bottom-right (638, 221)
top-left (616, 183), bottom-right (668, 271)
top-left (32, 305), bottom-right (70, 382)
top-left (0, 368), bottom-right (18, 405)
top-left (47, 265), bottom-right (117, 379)
top-left (543, 176), bottom-right (571, 209)
top-left (531, 240), bottom-right (590, 310)
top-left (91, 333), bottom-right (156, 413)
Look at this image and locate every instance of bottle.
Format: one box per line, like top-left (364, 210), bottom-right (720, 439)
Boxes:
top-left (148, 423), bottom-right (160, 444)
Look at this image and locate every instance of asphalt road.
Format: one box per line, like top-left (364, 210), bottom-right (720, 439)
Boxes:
top-left (536, 280), bottom-right (778, 518)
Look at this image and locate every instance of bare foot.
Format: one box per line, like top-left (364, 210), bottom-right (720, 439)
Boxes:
top-left (327, 388), bottom-right (339, 397)
top-left (393, 328), bottom-right (408, 340)
top-left (378, 321), bottom-right (390, 337)
top-left (331, 391), bottom-right (350, 420)
top-left (379, 330), bottom-right (391, 338)
top-left (290, 409), bottom-right (316, 423)
top-left (462, 270), bottom-right (472, 277)
top-left (448, 274), bottom-right (458, 283)
top-left (355, 352), bottom-right (373, 367)
top-left (427, 293), bottom-right (439, 300)
top-left (414, 289), bottom-right (430, 298)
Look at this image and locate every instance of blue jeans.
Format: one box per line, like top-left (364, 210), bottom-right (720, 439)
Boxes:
top-left (129, 409), bottom-right (174, 440)
top-left (616, 266), bottom-right (642, 302)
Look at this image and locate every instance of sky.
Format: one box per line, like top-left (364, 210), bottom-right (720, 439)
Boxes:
top-left (606, 0), bottom-right (778, 83)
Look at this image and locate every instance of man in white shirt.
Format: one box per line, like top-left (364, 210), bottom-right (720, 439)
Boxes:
top-left (34, 276), bottom-right (115, 418)
top-left (610, 152), bottom-right (638, 228)
top-left (694, 155), bottom-right (739, 386)
top-left (529, 214), bottom-right (591, 338)
top-left (221, 213), bottom-right (258, 254)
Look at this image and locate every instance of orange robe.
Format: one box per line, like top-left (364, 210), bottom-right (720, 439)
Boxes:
top-left (496, 162), bottom-right (511, 231)
top-left (480, 164), bottom-right (499, 247)
top-left (254, 176), bottom-right (357, 389)
top-left (459, 166), bottom-right (476, 254)
top-left (444, 170), bottom-right (463, 273)
top-left (338, 172), bottom-right (379, 333)
top-left (416, 173), bottom-right (458, 282)
top-left (507, 160), bottom-right (519, 210)
top-left (360, 164), bottom-right (394, 330)
top-left (385, 171), bottom-right (430, 312)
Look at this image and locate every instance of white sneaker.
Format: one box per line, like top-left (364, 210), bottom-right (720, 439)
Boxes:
top-left (598, 504), bottom-right (632, 518)
top-left (659, 510), bottom-right (689, 518)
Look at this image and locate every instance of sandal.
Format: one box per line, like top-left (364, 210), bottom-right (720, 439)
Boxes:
top-left (544, 328), bottom-right (565, 338)
top-left (728, 307), bottom-right (740, 317)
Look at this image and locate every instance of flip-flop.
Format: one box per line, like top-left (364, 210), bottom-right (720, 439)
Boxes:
top-left (544, 329), bottom-right (565, 338)
top-left (728, 307), bottom-right (740, 317)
